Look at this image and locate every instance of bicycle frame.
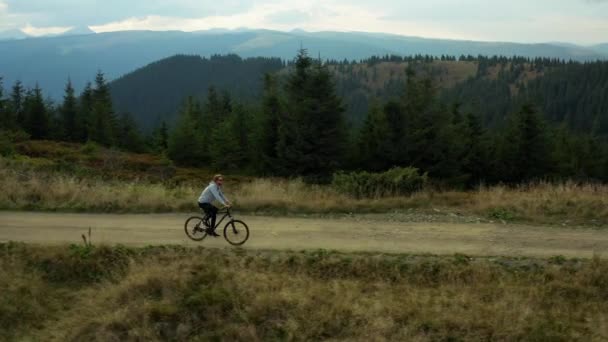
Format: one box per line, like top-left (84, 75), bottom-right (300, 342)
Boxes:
top-left (208, 208), bottom-right (233, 230)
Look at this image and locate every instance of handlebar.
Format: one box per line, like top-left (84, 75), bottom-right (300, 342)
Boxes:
top-left (218, 206), bottom-right (232, 214)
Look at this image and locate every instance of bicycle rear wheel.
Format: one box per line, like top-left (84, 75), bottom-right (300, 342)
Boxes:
top-left (223, 220), bottom-right (249, 246)
top-left (185, 216), bottom-right (207, 241)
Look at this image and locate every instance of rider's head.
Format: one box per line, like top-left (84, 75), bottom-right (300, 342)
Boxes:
top-left (213, 174), bottom-right (224, 186)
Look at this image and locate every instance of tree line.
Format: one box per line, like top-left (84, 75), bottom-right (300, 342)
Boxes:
top-left (2, 49), bottom-right (608, 187)
top-left (0, 72), bottom-right (153, 153)
top-left (168, 50), bottom-right (608, 185)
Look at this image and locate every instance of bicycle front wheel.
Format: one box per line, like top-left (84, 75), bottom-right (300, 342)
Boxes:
top-left (224, 219), bottom-right (249, 246)
top-left (185, 216), bottom-right (207, 241)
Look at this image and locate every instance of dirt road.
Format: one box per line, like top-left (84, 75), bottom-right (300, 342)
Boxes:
top-left (1, 211), bottom-right (607, 257)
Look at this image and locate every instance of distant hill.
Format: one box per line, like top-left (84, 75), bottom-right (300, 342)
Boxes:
top-left (109, 54), bottom-right (608, 135)
top-left (592, 44), bottom-right (608, 55)
top-left (1, 29), bottom-right (606, 99)
top-left (109, 54), bottom-right (284, 130)
top-left (0, 29), bottom-right (29, 40)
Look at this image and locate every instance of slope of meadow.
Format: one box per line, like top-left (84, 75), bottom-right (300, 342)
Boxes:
top-left (2, 141), bottom-right (608, 226)
top-left (2, 243), bottom-right (607, 341)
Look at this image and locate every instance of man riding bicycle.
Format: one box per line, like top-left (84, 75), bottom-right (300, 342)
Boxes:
top-left (198, 174), bottom-right (231, 237)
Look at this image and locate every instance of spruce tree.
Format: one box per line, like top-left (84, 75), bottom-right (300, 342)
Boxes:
top-left (401, 71), bottom-right (461, 182)
top-left (23, 85), bottom-right (49, 139)
top-left (79, 82), bottom-right (93, 142)
top-left (358, 103), bottom-right (391, 171)
top-left (254, 73), bottom-right (282, 174)
top-left (276, 50), bottom-right (309, 176)
top-left (89, 71), bottom-right (116, 146)
top-left (277, 49), bottom-right (346, 180)
top-left (461, 112), bottom-right (490, 186)
top-left (117, 112), bottom-right (145, 152)
top-left (45, 97), bottom-right (63, 141)
top-left (10, 81), bottom-right (25, 129)
top-left (383, 100), bottom-right (407, 165)
top-left (167, 97), bottom-right (206, 165)
top-left (151, 121), bottom-right (169, 152)
top-left (60, 79), bottom-right (78, 141)
top-left (499, 104), bottom-right (553, 182)
top-left (0, 77), bottom-right (13, 130)
top-left (209, 104), bottom-right (250, 171)
top-left (202, 87), bottom-right (224, 125)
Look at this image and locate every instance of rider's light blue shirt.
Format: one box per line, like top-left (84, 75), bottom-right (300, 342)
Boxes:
top-left (198, 182), bottom-right (228, 206)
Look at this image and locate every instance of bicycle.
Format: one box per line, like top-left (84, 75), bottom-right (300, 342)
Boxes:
top-left (184, 207), bottom-right (250, 246)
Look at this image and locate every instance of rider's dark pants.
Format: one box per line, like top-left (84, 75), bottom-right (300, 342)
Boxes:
top-left (198, 202), bottom-right (218, 230)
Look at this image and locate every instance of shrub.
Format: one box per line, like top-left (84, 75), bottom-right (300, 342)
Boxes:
top-left (0, 130), bottom-right (29, 157)
top-left (0, 133), bottom-right (14, 157)
top-left (332, 167), bottom-right (427, 198)
top-left (81, 140), bottom-right (99, 155)
top-left (488, 207), bottom-right (516, 221)
top-left (33, 244), bottom-right (132, 284)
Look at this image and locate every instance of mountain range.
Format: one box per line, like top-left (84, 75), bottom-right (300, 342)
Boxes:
top-left (0, 28), bottom-right (607, 100)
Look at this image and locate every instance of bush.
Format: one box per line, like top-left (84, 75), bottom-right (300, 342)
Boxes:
top-left (332, 167), bottom-right (427, 198)
top-left (0, 130), bottom-right (29, 157)
top-left (81, 140), bottom-right (99, 155)
top-left (33, 244), bottom-right (132, 284)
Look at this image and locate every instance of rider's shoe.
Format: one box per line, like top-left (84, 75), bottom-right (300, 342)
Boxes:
top-left (206, 228), bottom-right (221, 237)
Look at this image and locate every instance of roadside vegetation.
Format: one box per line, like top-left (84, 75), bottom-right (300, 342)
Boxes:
top-left (2, 144), bottom-right (608, 226)
top-left (2, 242), bottom-right (607, 341)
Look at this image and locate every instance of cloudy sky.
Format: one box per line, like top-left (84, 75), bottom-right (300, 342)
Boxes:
top-left (1, 0), bottom-right (607, 44)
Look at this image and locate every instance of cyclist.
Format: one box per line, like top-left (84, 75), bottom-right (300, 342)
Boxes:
top-left (198, 174), bottom-right (231, 237)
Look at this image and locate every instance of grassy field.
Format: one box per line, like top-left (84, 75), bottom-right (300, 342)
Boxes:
top-left (3, 154), bottom-right (608, 226)
top-left (2, 243), bottom-right (607, 341)
top-left (3, 140), bottom-right (608, 226)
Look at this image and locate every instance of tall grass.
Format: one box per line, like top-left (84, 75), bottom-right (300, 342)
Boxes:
top-left (3, 243), bottom-right (608, 341)
top-left (0, 162), bottom-right (194, 212)
top-left (2, 157), bottom-right (608, 224)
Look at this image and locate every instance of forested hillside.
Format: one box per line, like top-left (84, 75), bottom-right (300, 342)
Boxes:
top-left (110, 55), bottom-right (284, 130)
top-left (108, 54), bottom-right (608, 132)
top-left (3, 49), bottom-right (608, 188)
top-left (1, 29), bottom-right (604, 100)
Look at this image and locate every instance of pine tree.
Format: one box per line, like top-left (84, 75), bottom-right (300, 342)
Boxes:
top-left (499, 104), bottom-right (553, 182)
top-left (209, 104), bottom-right (250, 170)
top-left (401, 71), bottom-right (461, 181)
top-left (45, 97), bottom-right (63, 141)
top-left (10, 81), bottom-right (25, 129)
top-left (0, 77), bottom-right (13, 130)
top-left (117, 112), bottom-right (145, 152)
top-left (79, 82), bottom-right (93, 142)
top-left (60, 79), bottom-right (78, 141)
top-left (151, 121), bottom-right (169, 152)
top-left (276, 50), bottom-right (310, 176)
top-left (461, 112), bottom-right (490, 186)
top-left (167, 97), bottom-right (206, 166)
top-left (202, 87), bottom-right (224, 125)
top-left (89, 71), bottom-right (116, 146)
top-left (358, 103), bottom-right (391, 171)
top-left (383, 100), bottom-right (407, 165)
top-left (253, 74), bottom-right (282, 174)
top-left (277, 49), bottom-right (346, 180)
top-left (23, 85), bottom-right (49, 139)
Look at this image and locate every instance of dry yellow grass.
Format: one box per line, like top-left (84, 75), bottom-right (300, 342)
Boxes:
top-left (2, 157), bottom-right (608, 225)
top-left (2, 244), bottom-right (608, 341)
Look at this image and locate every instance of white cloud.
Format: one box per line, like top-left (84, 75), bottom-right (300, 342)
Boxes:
top-left (3, 0), bottom-right (608, 44)
top-left (89, 1), bottom-right (485, 42)
top-left (0, 0), bottom-right (12, 30)
top-left (21, 23), bottom-right (72, 36)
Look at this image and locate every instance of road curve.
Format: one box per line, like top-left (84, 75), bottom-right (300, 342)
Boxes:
top-left (1, 211), bottom-right (607, 258)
